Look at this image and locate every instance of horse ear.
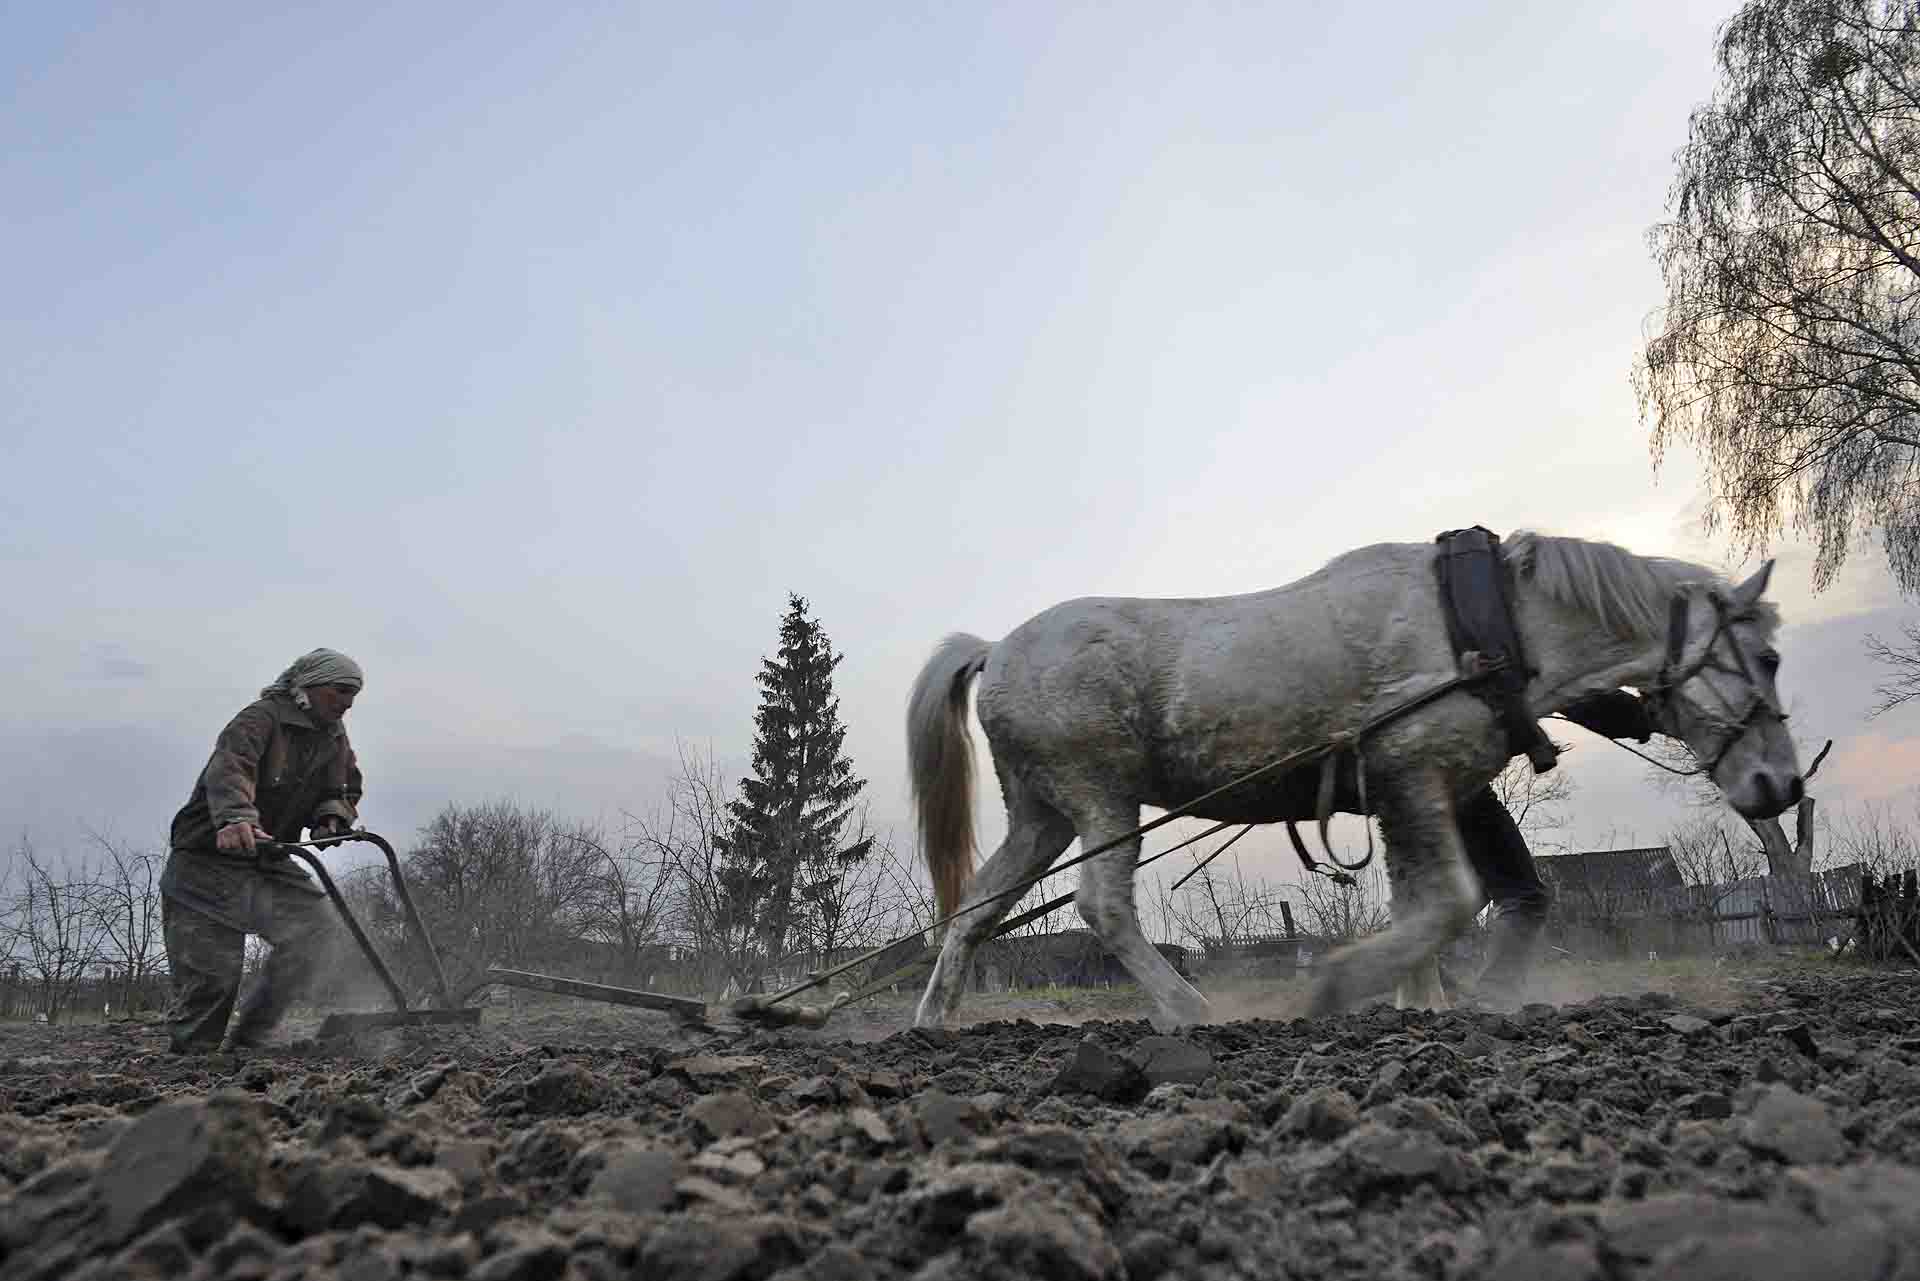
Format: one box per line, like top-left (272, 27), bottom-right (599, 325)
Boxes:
top-left (1731, 560), bottom-right (1774, 610)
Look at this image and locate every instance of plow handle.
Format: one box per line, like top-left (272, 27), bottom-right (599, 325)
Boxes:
top-left (263, 831), bottom-right (461, 1012)
top-left (349, 831), bottom-right (458, 1010)
top-left (267, 842), bottom-right (411, 1013)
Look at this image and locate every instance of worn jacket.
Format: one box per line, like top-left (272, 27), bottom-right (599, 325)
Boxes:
top-left (170, 693), bottom-right (362, 849)
top-left (162, 695), bottom-right (362, 920)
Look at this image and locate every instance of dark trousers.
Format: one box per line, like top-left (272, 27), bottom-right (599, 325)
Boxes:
top-left (161, 873), bottom-right (334, 1053)
top-left (1457, 785), bottom-right (1553, 998)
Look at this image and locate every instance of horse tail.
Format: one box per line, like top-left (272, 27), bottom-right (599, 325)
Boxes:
top-left (908, 633), bottom-right (993, 920)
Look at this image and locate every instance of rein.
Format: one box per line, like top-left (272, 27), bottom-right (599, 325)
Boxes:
top-left (1646, 590), bottom-right (1785, 780)
top-left (1546, 586), bottom-right (1783, 780)
top-left (1544, 714), bottom-right (1700, 776)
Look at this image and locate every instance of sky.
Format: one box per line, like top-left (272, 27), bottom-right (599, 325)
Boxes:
top-left (5, 1), bottom-right (1918, 895)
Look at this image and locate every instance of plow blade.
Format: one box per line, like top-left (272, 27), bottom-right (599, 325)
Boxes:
top-left (485, 967), bottom-right (710, 1022)
top-left (316, 1008), bottom-right (483, 1039)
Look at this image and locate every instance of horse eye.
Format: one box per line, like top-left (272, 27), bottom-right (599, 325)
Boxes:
top-left (1761, 654), bottom-right (1781, 676)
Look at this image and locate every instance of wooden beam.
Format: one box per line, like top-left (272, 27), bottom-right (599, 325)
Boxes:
top-left (484, 968), bottom-right (709, 1020)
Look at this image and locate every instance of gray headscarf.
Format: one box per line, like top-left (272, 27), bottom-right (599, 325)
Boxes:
top-left (261, 648), bottom-right (365, 710)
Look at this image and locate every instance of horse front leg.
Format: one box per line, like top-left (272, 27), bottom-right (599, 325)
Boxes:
top-left (1308, 779), bottom-right (1479, 1019)
top-left (1395, 957), bottom-right (1449, 1011)
top-left (1394, 856), bottom-right (1451, 1010)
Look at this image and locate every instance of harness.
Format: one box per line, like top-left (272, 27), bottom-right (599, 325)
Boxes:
top-left (1288, 528), bottom-right (1787, 875)
top-left (1433, 526), bottom-right (1562, 774)
top-left (1280, 526), bottom-right (1553, 880)
top-left (1645, 589), bottom-right (1786, 780)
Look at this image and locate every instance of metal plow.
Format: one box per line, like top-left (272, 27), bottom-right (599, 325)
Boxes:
top-left (278, 831), bottom-right (885, 1036)
top-left (284, 823), bottom-right (1248, 1038)
top-left (266, 832), bottom-right (482, 1039)
top-left (288, 816), bottom-right (1292, 1037)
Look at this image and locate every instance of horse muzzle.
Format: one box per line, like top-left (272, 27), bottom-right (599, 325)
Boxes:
top-left (1731, 768), bottom-right (1804, 821)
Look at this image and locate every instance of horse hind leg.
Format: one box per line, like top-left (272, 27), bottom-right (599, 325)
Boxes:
top-left (1074, 806), bottom-right (1211, 1033)
top-left (915, 783), bottom-right (1074, 1027)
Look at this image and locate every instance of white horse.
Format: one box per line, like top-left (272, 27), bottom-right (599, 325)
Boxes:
top-left (905, 532), bottom-right (1802, 1031)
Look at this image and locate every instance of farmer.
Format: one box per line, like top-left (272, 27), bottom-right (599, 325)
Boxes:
top-left (159, 648), bottom-right (364, 1053)
top-left (1463, 689), bottom-right (1655, 1006)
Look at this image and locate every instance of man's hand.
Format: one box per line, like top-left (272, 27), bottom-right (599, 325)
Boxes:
top-left (216, 822), bottom-right (274, 854)
top-left (1560, 690), bottom-right (1655, 743)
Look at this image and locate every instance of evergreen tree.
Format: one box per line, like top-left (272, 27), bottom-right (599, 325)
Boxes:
top-left (718, 594), bottom-right (868, 977)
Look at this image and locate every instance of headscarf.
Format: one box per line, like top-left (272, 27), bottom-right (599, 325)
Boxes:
top-left (261, 648), bottom-right (365, 710)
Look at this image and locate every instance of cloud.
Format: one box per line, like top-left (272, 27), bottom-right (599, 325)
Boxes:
top-left (86, 645), bottom-right (153, 681)
top-left (1819, 730), bottom-right (1920, 808)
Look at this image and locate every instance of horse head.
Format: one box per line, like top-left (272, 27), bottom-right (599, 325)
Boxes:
top-left (1644, 560), bottom-right (1803, 820)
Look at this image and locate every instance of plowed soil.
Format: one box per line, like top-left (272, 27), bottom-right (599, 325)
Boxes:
top-left (4, 966), bottom-right (1920, 1280)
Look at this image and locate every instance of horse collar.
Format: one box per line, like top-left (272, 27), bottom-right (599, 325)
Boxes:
top-left (1432, 526), bottom-right (1561, 774)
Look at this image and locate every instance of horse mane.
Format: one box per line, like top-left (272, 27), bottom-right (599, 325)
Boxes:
top-left (1501, 531), bottom-right (1777, 638)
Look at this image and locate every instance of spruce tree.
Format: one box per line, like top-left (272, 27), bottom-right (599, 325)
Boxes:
top-left (719, 594), bottom-right (868, 977)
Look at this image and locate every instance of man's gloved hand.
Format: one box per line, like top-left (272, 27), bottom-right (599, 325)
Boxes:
top-left (1559, 690), bottom-right (1654, 743)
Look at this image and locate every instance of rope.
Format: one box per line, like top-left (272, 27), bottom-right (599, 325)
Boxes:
top-left (1167, 823), bottom-right (1256, 893)
top-left (804, 823), bottom-right (1257, 1016)
top-left (750, 661), bottom-right (1508, 1013)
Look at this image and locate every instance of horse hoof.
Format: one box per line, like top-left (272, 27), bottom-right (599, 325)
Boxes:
top-left (1305, 978), bottom-right (1344, 1020)
top-left (1150, 1000), bottom-right (1213, 1034)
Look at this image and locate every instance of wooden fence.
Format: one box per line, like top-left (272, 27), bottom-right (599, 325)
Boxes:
top-left (1857, 869), bottom-right (1920, 962)
top-left (1544, 866), bottom-right (1884, 959)
top-left (0, 971), bottom-right (171, 1023)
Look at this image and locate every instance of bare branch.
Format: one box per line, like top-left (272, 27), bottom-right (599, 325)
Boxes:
top-left (1638, 0), bottom-right (1920, 594)
top-left (1866, 619), bottom-right (1920, 713)
top-left (1, 836), bottom-right (114, 1022)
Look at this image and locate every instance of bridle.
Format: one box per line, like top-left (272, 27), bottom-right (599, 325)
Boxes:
top-left (1642, 588), bottom-right (1785, 780)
